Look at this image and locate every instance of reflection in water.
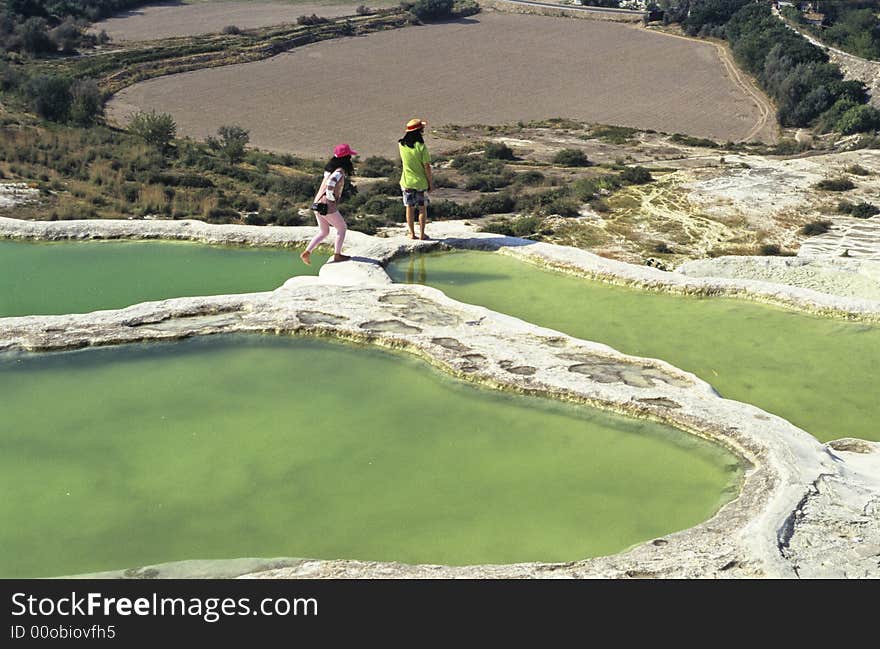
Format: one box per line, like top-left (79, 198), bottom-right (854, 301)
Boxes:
top-left (405, 255), bottom-right (427, 285)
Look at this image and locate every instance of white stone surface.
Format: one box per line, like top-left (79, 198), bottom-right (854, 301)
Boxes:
top-left (677, 255), bottom-right (880, 302)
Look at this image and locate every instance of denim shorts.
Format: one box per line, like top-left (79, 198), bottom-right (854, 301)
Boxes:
top-left (401, 188), bottom-right (429, 207)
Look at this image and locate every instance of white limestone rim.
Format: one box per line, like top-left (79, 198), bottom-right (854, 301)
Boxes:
top-left (3, 216), bottom-right (879, 322)
top-left (0, 276), bottom-right (862, 579)
top-left (676, 255), bottom-right (880, 303)
top-left (427, 230), bottom-right (880, 323)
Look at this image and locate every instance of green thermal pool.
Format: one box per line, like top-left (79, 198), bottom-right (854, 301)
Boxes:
top-left (0, 239), bottom-right (326, 317)
top-left (0, 335), bottom-right (740, 578)
top-left (387, 250), bottom-right (880, 443)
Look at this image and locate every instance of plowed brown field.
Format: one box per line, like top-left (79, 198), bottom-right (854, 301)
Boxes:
top-left (91, 1), bottom-right (388, 41)
top-left (107, 12), bottom-right (777, 157)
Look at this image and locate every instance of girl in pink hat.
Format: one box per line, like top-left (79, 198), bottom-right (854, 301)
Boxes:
top-left (300, 143), bottom-right (357, 265)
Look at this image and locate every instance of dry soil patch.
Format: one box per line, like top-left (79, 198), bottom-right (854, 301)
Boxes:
top-left (107, 12), bottom-right (772, 157)
top-left (91, 1), bottom-right (387, 41)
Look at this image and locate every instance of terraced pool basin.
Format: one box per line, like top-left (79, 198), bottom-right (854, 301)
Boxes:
top-left (387, 250), bottom-right (880, 442)
top-left (0, 239), bottom-right (325, 317)
top-left (0, 335), bottom-right (740, 578)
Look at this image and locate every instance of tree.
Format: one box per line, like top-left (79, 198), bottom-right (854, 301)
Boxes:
top-left (128, 110), bottom-right (177, 151)
top-left (26, 74), bottom-right (71, 121)
top-left (18, 16), bottom-right (53, 55)
top-left (836, 104), bottom-right (880, 134)
top-left (208, 125), bottom-right (250, 164)
top-left (49, 19), bottom-right (80, 54)
top-left (69, 79), bottom-right (103, 126)
top-left (410, 0), bottom-right (454, 22)
top-left (682, 0), bottom-right (749, 36)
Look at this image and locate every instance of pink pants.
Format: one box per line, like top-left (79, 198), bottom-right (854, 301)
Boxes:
top-left (305, 210), bottom-right (347, 255)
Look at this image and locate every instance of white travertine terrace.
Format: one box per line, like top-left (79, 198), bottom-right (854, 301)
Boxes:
top-left (2, 216), bottom-right (878, 579)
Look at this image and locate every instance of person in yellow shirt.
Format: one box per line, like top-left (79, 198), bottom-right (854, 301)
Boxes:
top-left (398, 118), bottom-right (433, 240)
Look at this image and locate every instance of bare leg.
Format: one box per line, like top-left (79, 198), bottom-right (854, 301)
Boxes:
top-left (302, 212), bottom-right (331, 264)
top-left (405, 205), bottom-right (417, 239)
top-left (323, 210), bottom-right (350, 262)
top-left (419, 204), bottom-right (428, 240)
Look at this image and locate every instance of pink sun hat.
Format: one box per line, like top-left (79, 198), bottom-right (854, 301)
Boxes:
top-left (333, 143), bottom-right (358, 157)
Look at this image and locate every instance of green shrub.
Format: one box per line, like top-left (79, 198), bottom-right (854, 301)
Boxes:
top-left (359, 156), bottom-right (396, 178)
top-left (852, 202), bottom-right (880, 218)
top-left (464, 173), bottom-right (512, 192)
top-left (512, 170), bottom-right (545, 186)
top-left (846, 164), bottom-right (871, 176)
top-left (571, 177), bottom-right (600, 201)
top-left (208, 125), bottom-right (250, 164)
top-left (571, 175), bottom-right (620, 202)
top-left (471, 193), bottom-right (515, 215)
top-left (50, 20), bottom-right (80, 54)
top-left (146, 172), bottom-right (213, 188)
top-left (18, 17), bottom-right (54, 55)
top-left (26, 74), bottom-right (72, 122)
top-left (222, 25), bottom-right (241, 35)
top-left (297, 14), bottom-right (330, 26)
top-left (619, 166), bottom-right (653, 184)
top-left (0, 61), bottom-right (23, 91)
top-left (816, 97), bottom-right (858, 134)
top-left (836, 105), bottom-right (880, 135)
top-left (515, 188), bottom-right (566, 212)
top-left (362, 195), bottom-right (405, 221)
top-left (69, 79), bottom-right (103, 126)
top-left (670, 133), bottom-right (720, 148)
top-left (451, 0), bottom-right (481, 17)
top-left (815, 177), bottom-right (855, 191)
top-left (545, 198), bottom-right (580, 217)
top-left (128, 110), bottom-right (177, 152)
top-left (411, 0), bottom-right (454, 21)
top-left (431, 173), bottom-right (457, 188)
top-left (205, 207), bottom-right (240, 223)
top-left (770, 139), bottom-right (810, 155)
top-left (799, 220), bottom-right (832, 235)
top-left (590, 125), bottom-right (639, 144)
top-left (366, 179), bottom-right (400, 196)
top-left (759, 243), bottom-right (782, 256)
top-left (484, 142), bottom-right (516, 160)
top-left (451, 155), bottom-right (504, 175)
top-left (429, 200), bottom-right (475, 219)
top-left (272, 175), bottom-right (316, 201)
top-left (839, 200), bottom-right (880, 218)
top-left (481, 215), bottom-right (541, 238)
top-left (552, 149), bottom-right (591, 167)
top-left (264, 209), bottom-right (309, 226)
top-left (589, 198), bottom-right (610, 213)
top-left (349, 215), bottom-right (386, 235)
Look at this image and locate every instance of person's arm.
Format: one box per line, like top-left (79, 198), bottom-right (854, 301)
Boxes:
top-left (424, 162), bottom-right (433, 192)
top-left (421, 145), bottom-right (433, 192)
top-left (324, 169), bottom-right (343, 207)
